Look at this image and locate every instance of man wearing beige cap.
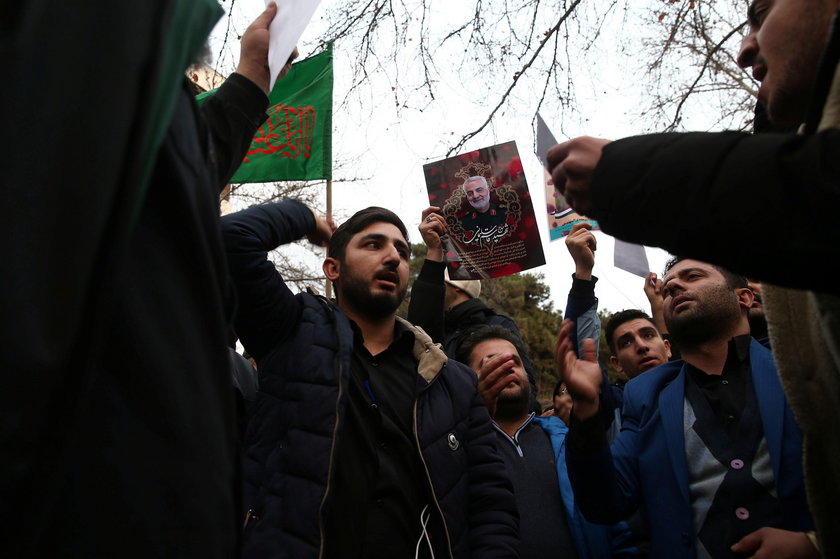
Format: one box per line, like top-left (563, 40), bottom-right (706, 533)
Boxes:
top-left (443, 269), bottom-right (482, 306)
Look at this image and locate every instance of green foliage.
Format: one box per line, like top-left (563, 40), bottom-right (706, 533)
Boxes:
top-left (399, 244), bottom-right (563, 408)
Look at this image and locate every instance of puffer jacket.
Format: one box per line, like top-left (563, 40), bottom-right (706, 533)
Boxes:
top-left (222, 200), bottom-right (519, 559)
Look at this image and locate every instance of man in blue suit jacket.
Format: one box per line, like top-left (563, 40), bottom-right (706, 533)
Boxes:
top-left (557, 257), bottom-right (817, 558)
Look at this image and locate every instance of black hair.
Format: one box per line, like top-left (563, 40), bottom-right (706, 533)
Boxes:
top-left (454, 324), bottom-right (526, 369)
top-left (605, 309), bottom-right (656, 354)
top-left (327, 206), bottom-right (409, 262)
top-left (663, 256), bottom-right (747, 290)
top-left (552, 380), bottom-right (565, 398)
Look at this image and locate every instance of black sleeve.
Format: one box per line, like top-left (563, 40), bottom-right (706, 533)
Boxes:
top-left (406, 259), bottom-right (447, 342)
top-left (221, 200), bottom-right (315, 360)
top-left (589, 129), bottom-right (840, 294)
top-left (567, 410), bottom-right (610, 456)
top-left (199, 72), bottom-right (269, 190)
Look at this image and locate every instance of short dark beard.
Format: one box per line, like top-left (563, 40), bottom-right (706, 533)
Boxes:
top-left (338, 267), bottom-right (406, 320)
top-left (666, 285), bottom-right (742, 346)
top-left (494, 386), bottom-right (530, 424)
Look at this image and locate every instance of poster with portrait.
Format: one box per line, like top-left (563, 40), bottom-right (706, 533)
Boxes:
top-left (535, 113), bottom-right (650, 276)
top-left (422, 141), bottom-right (546, 280)
top-left (535, 113), bottom-right (601, 241)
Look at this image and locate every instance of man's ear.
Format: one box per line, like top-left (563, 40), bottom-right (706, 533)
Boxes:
top-left (609, 355), bottom-right (624, 373)
top-left (735, 286), bottom-right (754, 311)
top-left (663, 338), bottom-right (672, 360)
top-left (323, 257), bottom-right (340, 283)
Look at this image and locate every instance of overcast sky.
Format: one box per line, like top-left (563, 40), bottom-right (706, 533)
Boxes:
top-left (208, 0), bottom-right (752, 316)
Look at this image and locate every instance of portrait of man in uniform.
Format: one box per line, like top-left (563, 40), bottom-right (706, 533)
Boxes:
top-left (459, 176), bottom-right (508, 231)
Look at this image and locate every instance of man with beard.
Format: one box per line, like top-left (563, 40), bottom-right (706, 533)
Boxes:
top-left (556, 257), bottom-right (816, 558)
top-left (460, 176), bottom-right (508, 228)
top-left (457, 176), bottom-right (510, 246)
top-left (409, 206), bottom-right (541, 414)
top-left (1, 3), bottom-right (287, 556)
top-left (221, 201), bottom-right (519, 559)
top-left (545, 2), bottom-right (840, 549)
top-left (456, 324), bottom-right (638, 559)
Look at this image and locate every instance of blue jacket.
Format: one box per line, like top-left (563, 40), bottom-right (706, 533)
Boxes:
top-left (533, 416), bottom-right (639, 559)
top-left (222, 200), bottom-right (519, 559)
top-left (566, 339), bottom-right (812, 558)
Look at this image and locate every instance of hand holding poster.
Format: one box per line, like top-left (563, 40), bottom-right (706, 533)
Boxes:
top-left (423, 141), bottom-right (546, 280)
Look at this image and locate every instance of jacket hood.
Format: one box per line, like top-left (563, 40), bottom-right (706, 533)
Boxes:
top-left (445, 297), bottom-right (494, 330)
top-left (396, 316), bottom-right (448, 383)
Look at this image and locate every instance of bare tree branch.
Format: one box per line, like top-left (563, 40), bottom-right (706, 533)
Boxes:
top-left (447, 0), bottom-right (583, 154)
top-left (665, 18), bottom-right (747, 131)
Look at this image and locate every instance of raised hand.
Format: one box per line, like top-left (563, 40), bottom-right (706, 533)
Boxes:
top-left (236, 2), bottom-right (278, 95)
top-left (643, 272), bottom-right (668, 333)
top-left (555, 320), bottom-right (602, 420)
top-left (546, 136), bottom-right (611, 217)
top-left (474, 352), bottom-right (519, 418)
top-left (565, 221), bottom-right (596, 280)
top-left (418, 206), bottom-right (447, 262)
top-left (307, 208), bottom-right (336, 248)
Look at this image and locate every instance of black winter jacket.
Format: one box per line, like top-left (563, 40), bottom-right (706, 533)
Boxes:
top-left (1, 2), bottom-right (269, 549)
top-left (222, 200), bottom-right (519, 559)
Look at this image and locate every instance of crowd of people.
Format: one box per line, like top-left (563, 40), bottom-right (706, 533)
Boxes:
top-left (2, 0), bottom-right (838, 557)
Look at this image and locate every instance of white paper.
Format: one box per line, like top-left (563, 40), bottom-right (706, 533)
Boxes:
top-left (265, 0), bottom-right (323, 86)
top-left (613, 238), bottom-right (650, 278)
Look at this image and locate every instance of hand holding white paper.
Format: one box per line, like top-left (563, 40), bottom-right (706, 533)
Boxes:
top-left (265, 0), bottom-right (322, 86)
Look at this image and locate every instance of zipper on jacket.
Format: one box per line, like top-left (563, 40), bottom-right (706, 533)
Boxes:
top-left (242, 508), bottom-right (258, 530)
top-left (317, 358), bottom-right (343, 559)
top-left (317, 301), bottom-right (345, 559)
top-left (413, 394), bottom-right (455, 559)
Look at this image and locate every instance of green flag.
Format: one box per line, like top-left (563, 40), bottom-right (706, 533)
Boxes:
top-left (197, 43), bottom-right (333, 183)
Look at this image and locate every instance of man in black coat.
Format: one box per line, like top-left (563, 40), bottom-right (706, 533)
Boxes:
top-left (546, 0), bottom-right (840, 554)
top-left (1, 2), bottom-right (283, 556)
top-left (223, 202), bottom-right (519, 559)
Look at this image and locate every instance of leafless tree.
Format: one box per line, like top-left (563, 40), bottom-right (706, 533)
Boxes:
top-left (309, 0), bottom-right (755, 145)
top-left (221, 179), bottom-right (325, 294)
top-left (632, 0), bottom-right (754, 132)
top-left (314, 0), bottom-right (619, 154)
top-left (213, 0), bottom-right (756, 146)
top-left (209, 0), bottom-right (757, 291)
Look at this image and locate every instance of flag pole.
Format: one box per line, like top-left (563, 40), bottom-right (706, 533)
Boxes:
top-left (325, 179), bottom-right (333, 299)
